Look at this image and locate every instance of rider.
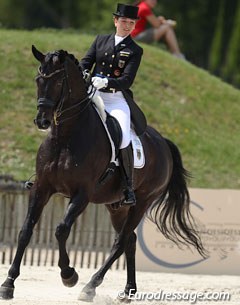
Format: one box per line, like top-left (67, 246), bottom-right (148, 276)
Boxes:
top-left (80, 3), bottom-right (146, 206)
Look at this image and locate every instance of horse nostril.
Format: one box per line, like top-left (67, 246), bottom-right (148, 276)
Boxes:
top-left (41, 119), bottom-right (51, 129)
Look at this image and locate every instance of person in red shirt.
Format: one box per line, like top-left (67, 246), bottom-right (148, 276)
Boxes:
top-left (131, 0), bottom-right (184, 59)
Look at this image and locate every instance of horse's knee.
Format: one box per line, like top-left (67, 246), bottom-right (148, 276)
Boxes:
top-left (55, 222), bottom-right (69, 241)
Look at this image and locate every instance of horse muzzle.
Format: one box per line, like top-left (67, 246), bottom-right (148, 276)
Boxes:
top-left (34, 98), bottom-right (56, 129)
top-left (34, 115), bottom-right (51, 130)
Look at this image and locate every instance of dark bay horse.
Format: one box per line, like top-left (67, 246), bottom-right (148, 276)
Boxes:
top-left (0, 46), bottom-right (205, 302)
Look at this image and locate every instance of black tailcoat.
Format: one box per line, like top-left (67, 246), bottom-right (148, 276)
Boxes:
top-left (80, 33), bottom-right (147, 135)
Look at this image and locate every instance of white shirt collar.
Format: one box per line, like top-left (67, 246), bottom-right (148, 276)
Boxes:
top-left (114, 35), bottom-right (128, 46)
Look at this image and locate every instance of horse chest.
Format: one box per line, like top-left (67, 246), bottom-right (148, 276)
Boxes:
top-left (44, 152), bottom-right (76, 176)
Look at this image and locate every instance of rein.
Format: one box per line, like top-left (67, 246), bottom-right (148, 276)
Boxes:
top-left (54, 88), bottom-right (95, 125)
top-left (37, 62), bottom-right (95, 125)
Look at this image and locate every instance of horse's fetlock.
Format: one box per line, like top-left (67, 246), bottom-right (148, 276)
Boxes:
top-left (125, 283), bottom-right (137, 295)
top-left (2, 278), bottom-right (15, 289)
top-left (61, 267), bottom-right (74, 279)
top-left (91, 275), bottom-right (103, 287)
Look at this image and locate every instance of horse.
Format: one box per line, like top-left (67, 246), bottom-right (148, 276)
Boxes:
top-left (0, 45), bottom-right (205, 302)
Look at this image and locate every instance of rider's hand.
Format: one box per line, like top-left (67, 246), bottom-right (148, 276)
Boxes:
top-left (158, 16), bottom-right (166, 24)
top-left (92, 77), bottom-right (108, 90)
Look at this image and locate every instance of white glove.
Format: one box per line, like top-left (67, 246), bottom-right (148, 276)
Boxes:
top-left (92, 76), bottom-right (108, 90)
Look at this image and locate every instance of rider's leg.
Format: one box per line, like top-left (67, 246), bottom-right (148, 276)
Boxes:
top-left (118, 144), bottom-right (136, 206)
top-left (154, 24), bottom-right (184, 58)
top-left (102, 93), bottom-right (135, 206)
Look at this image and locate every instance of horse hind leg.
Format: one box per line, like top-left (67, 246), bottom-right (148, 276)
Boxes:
top-left (78, 234), bottom-right (126, 302)
top-left (79, 205), bottom-right (146, 302)
top-left (123, 232), bottom-right (137, 298)
top-left (55, 192), bottom-right (88, 288)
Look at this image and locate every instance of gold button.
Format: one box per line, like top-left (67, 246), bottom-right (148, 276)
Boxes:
top-left (100, 72), bottom-right (103, 74)
top-left (107, 74), bottom-right (110, 77)
top-left (112, 55), bottom-right (115, 58)
top-left (102, 62), bottom-right (105, 65)
top-left (109, 64), bottom-right (112, 67)
top-left (105, 52), bottom-right (108, 56)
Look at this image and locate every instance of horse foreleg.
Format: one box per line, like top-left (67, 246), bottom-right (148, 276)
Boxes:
top-left (79, 206), bottom-right (145, 302)
top-left (0, 186), bottom-right (51, 299)
top-left (55, 192), bottom-right (88, 288)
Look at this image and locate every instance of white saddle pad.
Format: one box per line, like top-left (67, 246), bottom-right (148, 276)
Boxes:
top-left (130, 129), bottom-right (145, 169)
top-left (114, 129), bottom-right (145, 169)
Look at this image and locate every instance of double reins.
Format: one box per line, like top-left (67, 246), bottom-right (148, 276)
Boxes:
top-left (37, 61), bottom-right (95, 125)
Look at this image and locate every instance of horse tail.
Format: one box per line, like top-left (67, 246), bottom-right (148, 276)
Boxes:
top-left (148, 138), bottom-right (206, 257)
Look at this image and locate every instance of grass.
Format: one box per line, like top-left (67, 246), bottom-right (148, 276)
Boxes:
top-left (0, 28), bottom-right (239, 188)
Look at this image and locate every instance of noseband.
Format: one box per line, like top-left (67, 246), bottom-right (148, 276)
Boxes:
top-left (36, 62), bottom-right (94, 125)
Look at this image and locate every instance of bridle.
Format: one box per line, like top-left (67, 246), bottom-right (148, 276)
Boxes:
top-left (36, 60), bottom-right (95, 125)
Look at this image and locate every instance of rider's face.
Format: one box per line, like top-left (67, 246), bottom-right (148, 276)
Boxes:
top-left (114, 17), bottom-right (136, 37)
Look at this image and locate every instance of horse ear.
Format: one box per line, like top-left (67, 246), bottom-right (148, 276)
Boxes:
top-left (32, 45), bottom-right (45, 62)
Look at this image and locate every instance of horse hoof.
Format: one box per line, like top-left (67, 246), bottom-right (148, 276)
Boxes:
top-left (118, 296), bottom-right (131, 303)
top-left (0, 286), bottom-right (14, 299)
top-left (61, 270), bottom-right (79, 287)
top-left (78, 291), bottom-right (95, 302)
top-left (78, 286), bottom-right (96, 302)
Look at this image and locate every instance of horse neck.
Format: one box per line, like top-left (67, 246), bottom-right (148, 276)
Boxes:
top-left (63, 67), bottom-right (87, 110)
top-left (52, 71), bottom-right (91, 140)
top-left (51, 104), bottom-right (93, 142)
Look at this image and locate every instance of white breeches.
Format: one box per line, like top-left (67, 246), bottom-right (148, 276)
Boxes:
top-left (98, 90), bottom-right (131, 149)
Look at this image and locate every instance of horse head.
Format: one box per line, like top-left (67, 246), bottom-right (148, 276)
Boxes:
top-left (32, 45), bottom-right (87, 130)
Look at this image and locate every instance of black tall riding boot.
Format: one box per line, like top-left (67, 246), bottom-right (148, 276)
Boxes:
top-left (119, 144), bottom-right (136, 206)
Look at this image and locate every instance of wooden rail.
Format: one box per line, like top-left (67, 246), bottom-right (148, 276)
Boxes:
top-left (0, 191), bottom-right (125, 270)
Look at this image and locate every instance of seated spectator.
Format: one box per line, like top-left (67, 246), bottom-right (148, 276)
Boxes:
top-left (131, 0), bottom-right (185, 59)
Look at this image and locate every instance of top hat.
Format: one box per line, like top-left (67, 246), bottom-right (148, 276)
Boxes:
top-left (113, 3), bottom-right (140, 20)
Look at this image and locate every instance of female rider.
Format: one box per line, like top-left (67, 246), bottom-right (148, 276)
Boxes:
top-left (80, 3), bottom-right (146, 206)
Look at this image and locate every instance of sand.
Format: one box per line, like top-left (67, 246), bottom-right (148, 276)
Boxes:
top-left (0, 265), bottom-right (239, 305)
